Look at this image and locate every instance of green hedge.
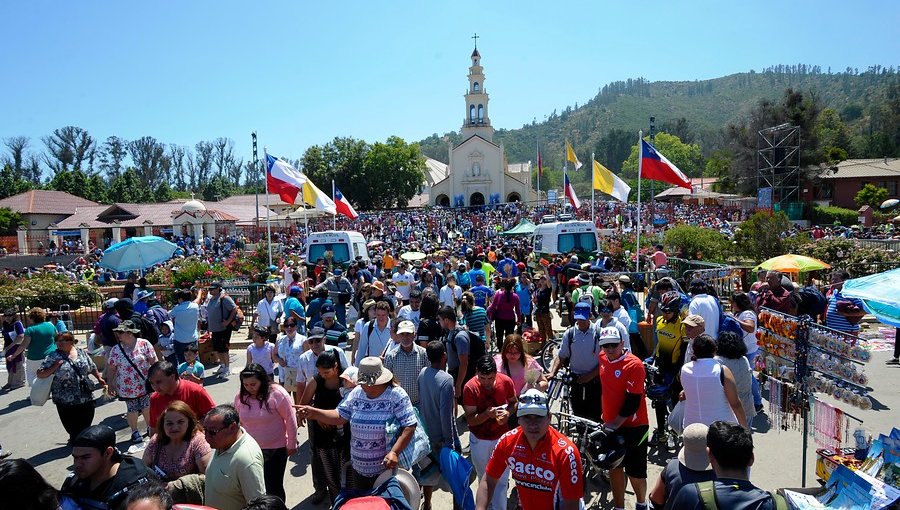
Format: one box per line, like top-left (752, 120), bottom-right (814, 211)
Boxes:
top-left (810, 205), bottom-right (859, 226)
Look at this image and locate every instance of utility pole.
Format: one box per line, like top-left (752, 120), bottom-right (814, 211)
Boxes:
top-left (252, 132), bottom-right (259, 230)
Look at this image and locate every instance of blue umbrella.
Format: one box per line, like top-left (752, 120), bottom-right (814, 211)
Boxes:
top-left (99, 236), bottom-right (178, 272)
top-left (841, 267), bottom-right (900, 328)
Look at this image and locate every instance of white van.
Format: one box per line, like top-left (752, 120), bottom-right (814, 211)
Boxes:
top-left (532, 221), bottom-right (600, 261)
top-left (305, 231), bottom-right (369, 269)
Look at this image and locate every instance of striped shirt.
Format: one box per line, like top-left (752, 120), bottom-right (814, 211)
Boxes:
top-left (463, 307), bottom-right (489, 339)
top-left (825, 291), bottom-right (862, 333)
top-left (337, 385), bottom-right (417, 476)
top-left (384, 344), bottom-right (429, 405)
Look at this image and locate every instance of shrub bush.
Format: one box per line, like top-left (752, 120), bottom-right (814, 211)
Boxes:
top-left (810, 205), bottom-right (859, 226)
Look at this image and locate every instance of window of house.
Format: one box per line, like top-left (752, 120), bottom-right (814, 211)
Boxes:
top-left (888, 181), bottom-right (898, 197)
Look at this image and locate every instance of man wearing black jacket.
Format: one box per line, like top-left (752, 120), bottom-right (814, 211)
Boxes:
top-left (61, 425), bottom-right (155, 510)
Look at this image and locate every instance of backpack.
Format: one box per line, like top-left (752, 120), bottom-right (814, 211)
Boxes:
top-left (128, 314), bottom-right (159, 346)
top-left (445, 327), bottom-right (486, 384)
top-left (696, 480), bottom-right (786, 510)
top-left (798, 285), bottom-right (827, 317)
top-left (143, 306), bottom-right (171, 338)
top-left (719, 313), bottom-right (745, 339)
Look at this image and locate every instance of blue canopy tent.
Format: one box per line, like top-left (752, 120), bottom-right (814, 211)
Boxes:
top-left (841, 267), bottom-right (900, 328)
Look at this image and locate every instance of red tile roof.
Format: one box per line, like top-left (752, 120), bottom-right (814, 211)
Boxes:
top-left (0, 190), bottom-right (97, 215)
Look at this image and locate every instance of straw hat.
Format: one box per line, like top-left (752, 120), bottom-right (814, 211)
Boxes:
top-left (357, 356), bottom-right (394, 386)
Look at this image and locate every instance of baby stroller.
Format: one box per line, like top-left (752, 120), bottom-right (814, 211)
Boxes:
top-left (332, 464), bottom-right (420, 510)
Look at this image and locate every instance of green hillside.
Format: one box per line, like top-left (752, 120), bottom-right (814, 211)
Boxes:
top-left (419, 65), bottom-right (899, 174)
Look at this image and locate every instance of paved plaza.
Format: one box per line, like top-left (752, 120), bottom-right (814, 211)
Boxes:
top-left (1, 323), bottom-right (896, 509)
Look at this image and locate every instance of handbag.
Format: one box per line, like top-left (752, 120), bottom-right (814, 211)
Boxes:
top-left (385, 407), bottom-right (431, 470)
top-left (30, 373), bottom-right (54, 406)
top-left (65, 353), bottom-right (94, 396)
top-left (119, 343), bottom-right (153, 395)
top-left (221, 298), bottom-right (245, 332)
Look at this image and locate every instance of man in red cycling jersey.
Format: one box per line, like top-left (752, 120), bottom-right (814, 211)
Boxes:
top-left (598, 326), bottom-right (650, 510)
top-left (477, 389), bottom-right (584, 510)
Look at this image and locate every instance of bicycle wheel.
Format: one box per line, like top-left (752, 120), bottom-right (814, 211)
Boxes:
top-left (539, 335), bottom-right (561, 372)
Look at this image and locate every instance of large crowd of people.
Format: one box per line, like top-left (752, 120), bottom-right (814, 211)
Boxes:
top-left (2, 196), bottom-right (896, 510)
top-left (6, 236), bottom-right (852, 510)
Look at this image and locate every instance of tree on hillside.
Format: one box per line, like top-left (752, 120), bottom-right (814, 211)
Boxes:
top-left (0, 164), bottom-right (34, 199)
top-left (202, 174), bottom-right (237, 202)
top-left (97, 136), bottom-right (129, 180)
top-left (212, 137), bottom-right (242, 184)
top-left (168, 145), bottom-right (187, 191)
top-left (733, 210), bottom-right (791, 262)
top-left (620, 132), bottom-right (703, 179)
top-left (595, 129), bottom-right (633, 172)
top-left (109, 169), bottom-right (149, 203)
top-left (3, 136), bottom-right (30, 179)
top-left (724, 89), bottom-right (825, 195)
top-left (129, 136), bottom-right (171, 188)
top-left (187, 141), bottom-right (214, 190)
top-left (362, 137), bottom-right (426, 209)
top-left (0, 207), bottom-right (23, 235)
top-left (42, 126), bottom-right (97, 175)
top-left (660, 118), bottom-right (695, 144)
top-left (855, 183), bottom-right (888, 209)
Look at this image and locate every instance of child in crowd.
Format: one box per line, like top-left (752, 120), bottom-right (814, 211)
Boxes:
top-left (247, 326), bottom-right (277, 381)
top-left (157, 321), bottom-right (176, 365)
top-left (177, 344), bottom-right (205, 385)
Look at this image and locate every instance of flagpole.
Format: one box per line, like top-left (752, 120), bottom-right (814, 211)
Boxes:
top-left (636, 131), bottom-right (643, 274)
top-left (536, 139), bottom-right (541, 207)
top-left (262, 147), bottom-right (273, 268)
top-left (563, 143), bottom-right (568, 213)
top-left (591, 151), bottom-right (595, 225)
top-left (332, 179), bottom-right (336, 230)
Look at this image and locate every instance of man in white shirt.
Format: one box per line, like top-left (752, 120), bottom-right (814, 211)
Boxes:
top-left (353, 301), bottom-right (393, 365)
top-left (397, 289), bottom-right (423, 327)
top-left (392, 262), bottom-right (416, 306)
top-left (688, 279), bottom-right (720, 340)
top-left (439, 274), bottom-right (462, 310)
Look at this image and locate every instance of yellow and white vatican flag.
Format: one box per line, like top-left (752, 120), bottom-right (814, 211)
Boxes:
top-left (592, 159), bottom-right (631, 202)
top-left (303, 178), bottom-right (337, 214)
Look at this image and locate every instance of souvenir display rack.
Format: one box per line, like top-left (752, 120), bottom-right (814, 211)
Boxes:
top-left (756, 307), bottom-right (872, 486)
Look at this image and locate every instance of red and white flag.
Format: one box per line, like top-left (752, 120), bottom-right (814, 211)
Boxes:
top-left (333, 184), bottom-right (359, 219)
top-left (564, 174), bottom-right (581, 209)
top-left (265, 155), bottom-right (307, 204)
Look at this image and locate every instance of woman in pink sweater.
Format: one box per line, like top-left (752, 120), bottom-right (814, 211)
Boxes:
top-left (234, 363), bottom-right (298, 503)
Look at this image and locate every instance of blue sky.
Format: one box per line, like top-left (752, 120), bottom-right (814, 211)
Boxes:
top-left (2, 1), bottom-right (897, 167)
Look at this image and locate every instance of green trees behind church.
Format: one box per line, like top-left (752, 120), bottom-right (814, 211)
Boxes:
top-left (300, 135), bottom-right (426, 210)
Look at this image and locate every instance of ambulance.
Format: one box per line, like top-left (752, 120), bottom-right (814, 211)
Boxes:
top-left (531, 221), bottom-right (601, 261)
top-left (305, 231), bottom-right (369, 270)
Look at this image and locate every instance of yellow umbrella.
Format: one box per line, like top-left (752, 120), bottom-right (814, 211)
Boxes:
top-left (755, 254), bottom-right (831, 274)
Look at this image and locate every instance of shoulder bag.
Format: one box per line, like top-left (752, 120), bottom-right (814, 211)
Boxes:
top-left (119, 343), bottom-right (153, 396)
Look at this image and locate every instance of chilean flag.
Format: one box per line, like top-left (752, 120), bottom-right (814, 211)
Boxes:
top-left (266, 155), bottom-right (308, 204)
top-left (564, 174), bottom-right (581, 209)
top-left (640, 140), bottom-right (691, 190)
top-left (334, 185), bottom-right (359, 219)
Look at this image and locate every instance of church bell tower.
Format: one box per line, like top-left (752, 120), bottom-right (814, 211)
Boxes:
top-left (461, 37), bottom-right (493, 141)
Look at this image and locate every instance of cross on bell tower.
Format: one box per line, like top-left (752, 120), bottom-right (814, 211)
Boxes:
top-left (462, 35), bottom-right (492, 141)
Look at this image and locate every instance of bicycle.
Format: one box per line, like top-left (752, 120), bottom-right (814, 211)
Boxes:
top-left (546, 366), bottom-right (574, 434)
top-left (555, 412), bottom-right (624, 485)
top-left (643, 359), bottom-right (681, 450)
top-left (538, 332), bottom-right (562, 372)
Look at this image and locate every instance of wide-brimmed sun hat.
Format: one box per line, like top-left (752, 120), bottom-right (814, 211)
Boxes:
top-left (357, 356), bottom-right (394, 386)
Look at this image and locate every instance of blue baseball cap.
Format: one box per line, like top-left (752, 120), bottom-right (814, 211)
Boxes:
top-left (573, 302), bottom-right (592, 320)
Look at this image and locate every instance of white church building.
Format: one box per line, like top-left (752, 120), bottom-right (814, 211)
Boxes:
top-left (429, 45), bottom-right (538, 207)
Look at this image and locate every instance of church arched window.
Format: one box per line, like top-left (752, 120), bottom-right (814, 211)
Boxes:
top-left (469, 104), bottom-right (475, 123)
top-left (473, 82), bottom-right (480, 92)
top-left (477, 104), bottom-right (484, 122)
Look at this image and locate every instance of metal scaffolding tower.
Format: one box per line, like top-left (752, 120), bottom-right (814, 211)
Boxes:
top-left (757, 123), bottom-right (801, 211)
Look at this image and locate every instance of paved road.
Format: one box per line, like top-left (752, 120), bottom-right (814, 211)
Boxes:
top-left (1, 326), bottom-right (896, 509)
